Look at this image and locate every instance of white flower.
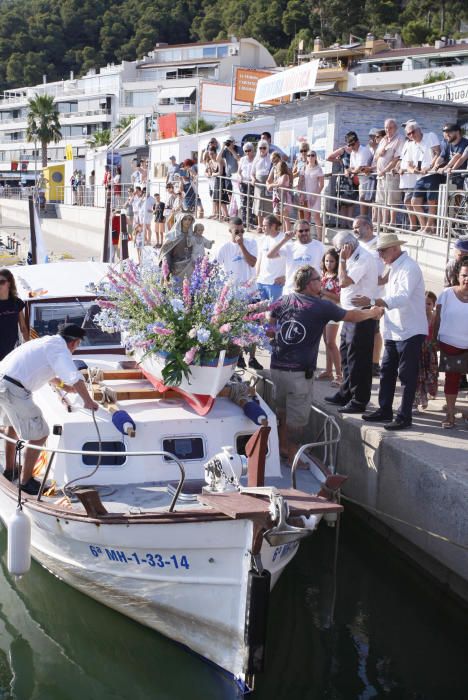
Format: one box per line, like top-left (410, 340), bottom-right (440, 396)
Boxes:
top-left (170, 298), bottom-right (185, 313)
top-left (197, 328), bottom-right (211, 343)
top-left (188, 327), bottom-right (197, 338)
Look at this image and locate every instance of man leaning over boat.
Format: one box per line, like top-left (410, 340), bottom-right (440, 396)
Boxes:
top-left (269, 265), bottom-right (384, 466)
top-left (0, 324), bottom-right (99, 495)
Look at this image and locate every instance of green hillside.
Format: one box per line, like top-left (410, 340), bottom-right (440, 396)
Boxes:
top-left (0, 0), bottom-right (466, 90)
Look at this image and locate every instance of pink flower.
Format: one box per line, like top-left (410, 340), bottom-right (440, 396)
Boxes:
top-left (184, 346), bottom-right (198, 365)
top-left (182, 277), bottom-right (191, 309)
top-left (219, 323), bottom-right (232, 334)
top-left (162, 258), bottom-right (170, 279)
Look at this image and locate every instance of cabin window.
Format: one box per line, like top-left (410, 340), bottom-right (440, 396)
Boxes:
top-left (162, 437), bottom-right (205, 461)
top-left (236, 434), bottom-right (254, 456)
top-left (30, 301), bottom-right (121, 348)
top-left (82, 441), bottom-right (126, 466)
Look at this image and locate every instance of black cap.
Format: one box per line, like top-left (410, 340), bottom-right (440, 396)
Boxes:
top-left (58, 323), bottom-right (86, 341)
top-left (443, 123), bottom-right (460, 132)
top-left (345, 131), bottom-right (358, 145)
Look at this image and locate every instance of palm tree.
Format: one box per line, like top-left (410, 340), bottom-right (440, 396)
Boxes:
top-left (26, 94), bottom-right (62, 167)
top-left (86, 129), bottom-right (111, 148)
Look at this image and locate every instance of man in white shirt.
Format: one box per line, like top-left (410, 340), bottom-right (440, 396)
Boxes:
top-left (0, 324), bottom-right (99, 494)
top-left (256, 214), bottom-right (286, 301)
top-left (324, 231), bottom-right (378, 413)
top-left (213, 217), bottom-right (261, 370)
top-left (346, 131), bottom-right (374, 216)
top-left (353, 233), bottom-right (427, 430)
top-left (404, 120), bottom-right (441, 234)
top-left (238, 142), bottom-right (255, 228)
top-left (266, 219), bottom-right (324, 294)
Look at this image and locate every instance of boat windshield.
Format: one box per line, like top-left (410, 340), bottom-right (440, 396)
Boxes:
top-left (29, 301), bottom-right (121, 348)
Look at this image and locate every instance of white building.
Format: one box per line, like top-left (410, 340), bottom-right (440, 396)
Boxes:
top-left (0, 37), bottom-right (276, 184)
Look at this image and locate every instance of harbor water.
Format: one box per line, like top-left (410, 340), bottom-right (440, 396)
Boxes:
top-left (0, 513), bottom-right (466, 700)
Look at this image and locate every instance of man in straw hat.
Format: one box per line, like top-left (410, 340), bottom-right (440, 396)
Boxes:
top-left (352, 232), bottom-right (427, 430)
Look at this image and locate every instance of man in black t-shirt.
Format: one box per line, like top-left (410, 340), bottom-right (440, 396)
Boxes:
top-left (269, 265), bottom-right (383, 465)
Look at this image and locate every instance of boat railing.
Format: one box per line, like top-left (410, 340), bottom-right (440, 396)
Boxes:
top-left (0, 432), bottom-right (186, 513)
top-left (249, 371), bottom-right (341, 489)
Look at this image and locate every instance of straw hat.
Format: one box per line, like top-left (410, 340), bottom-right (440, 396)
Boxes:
top-left (376, 233), bottom-right (407, 251)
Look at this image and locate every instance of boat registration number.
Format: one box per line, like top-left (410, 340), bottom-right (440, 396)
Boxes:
top-left (89, 545), bottom-right (190, 570)
top-left (271, 541), bottom-right (298, 562)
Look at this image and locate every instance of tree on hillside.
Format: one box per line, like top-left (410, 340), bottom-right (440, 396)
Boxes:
top-left (26, 94), bottom-right (62, 167)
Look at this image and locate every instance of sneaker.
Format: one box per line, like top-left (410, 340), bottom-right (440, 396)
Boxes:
top-left (248, 357), bottom-right (264, 371)
top-left (2, 467), bottom-right (18, 482)
top-left (237, 355), bottom-right (246, 369)
top-left (20, 477), bottom-right (41, 495)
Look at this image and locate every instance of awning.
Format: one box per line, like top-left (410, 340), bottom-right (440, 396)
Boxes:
top-left (158, 87), bottom-right (196, 100)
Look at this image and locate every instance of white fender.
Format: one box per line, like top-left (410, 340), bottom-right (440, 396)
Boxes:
top-left (7, 507), bottom-right (31, 576)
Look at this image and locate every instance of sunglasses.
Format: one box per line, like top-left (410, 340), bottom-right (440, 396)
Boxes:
top-left (259, 146), bottom-right (268, 150)
top-left (0, 279), bottom-right (8, 285)
top-left (406, 130), bottom-right (416, 135)
top-left (244, 149), bottom-right (252, 153)
top-left (307, 153), bottom-right (316, 157)
top-left (297, 228), bottom-right (310, 233)
top-left (300, 149), bottom-right (308, 153)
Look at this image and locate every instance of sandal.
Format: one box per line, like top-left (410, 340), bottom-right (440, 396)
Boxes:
top-left (317, 371), bottom-right (333, 380)
top-left (441, 415), bottom-right (455, 429)
top-left (331, 376), bottom-right (342, 388)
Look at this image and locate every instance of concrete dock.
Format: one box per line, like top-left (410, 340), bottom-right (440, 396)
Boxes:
top-left (1, 197), bottom-right (467, 604)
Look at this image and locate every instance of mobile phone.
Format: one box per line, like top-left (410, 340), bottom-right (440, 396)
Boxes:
top-left (417, 160), bottom-right (422, 171)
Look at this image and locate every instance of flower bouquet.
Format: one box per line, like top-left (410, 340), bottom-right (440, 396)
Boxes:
top-left (94, 257), bottom-right (269, 390)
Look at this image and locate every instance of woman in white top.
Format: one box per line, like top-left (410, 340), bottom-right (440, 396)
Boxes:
top-left (238, 142), bottom-right (255, 229)
top-left (302, 150), bottom-right (324, 241)
top-left (251, 140), bottom-right (272, 232)
top-left (433, 261), bottom-right (468, 428)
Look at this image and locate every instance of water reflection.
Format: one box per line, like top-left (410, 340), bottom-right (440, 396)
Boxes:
top-left (1, 515), bottom-right (467, 700)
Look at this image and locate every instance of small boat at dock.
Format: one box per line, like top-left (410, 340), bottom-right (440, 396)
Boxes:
top-left (0, 261), bottom-right (344, 690)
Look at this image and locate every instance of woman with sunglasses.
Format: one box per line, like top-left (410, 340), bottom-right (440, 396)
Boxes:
top-left (301, 151), bottom-right (324, 240)
top-left (292, 143), bottom-right (310, 210)
top-left (251, 139), bottom-right (272, 233)
top-left (0, 268), bottom-right (29, 360)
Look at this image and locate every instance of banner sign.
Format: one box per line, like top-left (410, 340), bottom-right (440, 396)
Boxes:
top-left (158, 113), bottom-right (178, 139)
top-left (253, 61), bottom-right (319, 105)
top-left (201, 82), bottom-right (250, 114)
top-left (235, 68), bottom-right (279, 105)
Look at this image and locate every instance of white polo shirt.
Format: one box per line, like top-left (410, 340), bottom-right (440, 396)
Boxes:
top-left (340, 245), bottom-right (378, 310)
top-left (257, 233), bottom-right (286, 285)
top-left (214, 237), bottom-right (258, 285)
top-left (381, 251), bottom-right (427, 341)
top-left (280, 239), bottom-right (325, 293)
top-left (0, 335), bottom-right (82, 392)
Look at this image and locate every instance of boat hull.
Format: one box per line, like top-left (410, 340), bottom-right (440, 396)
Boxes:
top-left (0, 490), bottom-right (300, 681)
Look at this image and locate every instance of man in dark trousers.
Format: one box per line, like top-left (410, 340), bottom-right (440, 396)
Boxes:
top-left (270, 265), bottom-right (383, 464)
top-left (324, 231), bottom-right (378, 414)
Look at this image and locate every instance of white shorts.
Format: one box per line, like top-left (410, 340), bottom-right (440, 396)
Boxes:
top-left (0, 379), bottom-right (49, 440)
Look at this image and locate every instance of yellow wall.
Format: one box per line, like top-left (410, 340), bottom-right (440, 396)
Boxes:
top-left (42, 164), bottom-right (65, 202)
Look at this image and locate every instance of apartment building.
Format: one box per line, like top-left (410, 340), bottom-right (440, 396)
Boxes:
top-left (0, 37), bottom-right (276, 183)
top-left (298, 34), bottom-right (468, 93)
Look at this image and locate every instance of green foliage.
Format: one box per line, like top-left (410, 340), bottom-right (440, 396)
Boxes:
top-left (423, 70), bottom-right (455, 84)
top-left (26, 94), bottom-right (62, 166)
top-left (0, 0), bottom-right (466, 91)
top-left (183, 117), bottom-right (215, 134)
top-left (87, 129), bottom-right (112, 148)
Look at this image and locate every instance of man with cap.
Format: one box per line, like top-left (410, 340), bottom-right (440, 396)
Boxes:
top-left (166, 156), bottom-right (181, 185)
top-left (404, 120), bottom-right (441, 234)
top-left (352, 233), bottom-right (427, 430)
top-left (435, 123), bottom-right (468, 191)
top-left (0, 323), bottom-right (99, 494)
top-left (324, 230), bottom-right (378, 413)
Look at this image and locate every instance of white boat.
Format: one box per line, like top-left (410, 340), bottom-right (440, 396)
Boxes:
top-left (0, 262), bottom-right (344, 690)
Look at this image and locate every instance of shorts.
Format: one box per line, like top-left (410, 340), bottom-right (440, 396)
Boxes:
top-left (359, 176), bottom-right (376, 202)
top-left (270, 369), bottom-right (314, 428)
top-left (413, 174), bottom-right (443, 202)
top-left (375, 175), bottom-right (401, 206)
top-left (0, 379), bottom-right (49, 440)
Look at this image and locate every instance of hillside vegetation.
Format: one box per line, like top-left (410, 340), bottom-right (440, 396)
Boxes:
top-left (0, 0), bottom-right (466, 90)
